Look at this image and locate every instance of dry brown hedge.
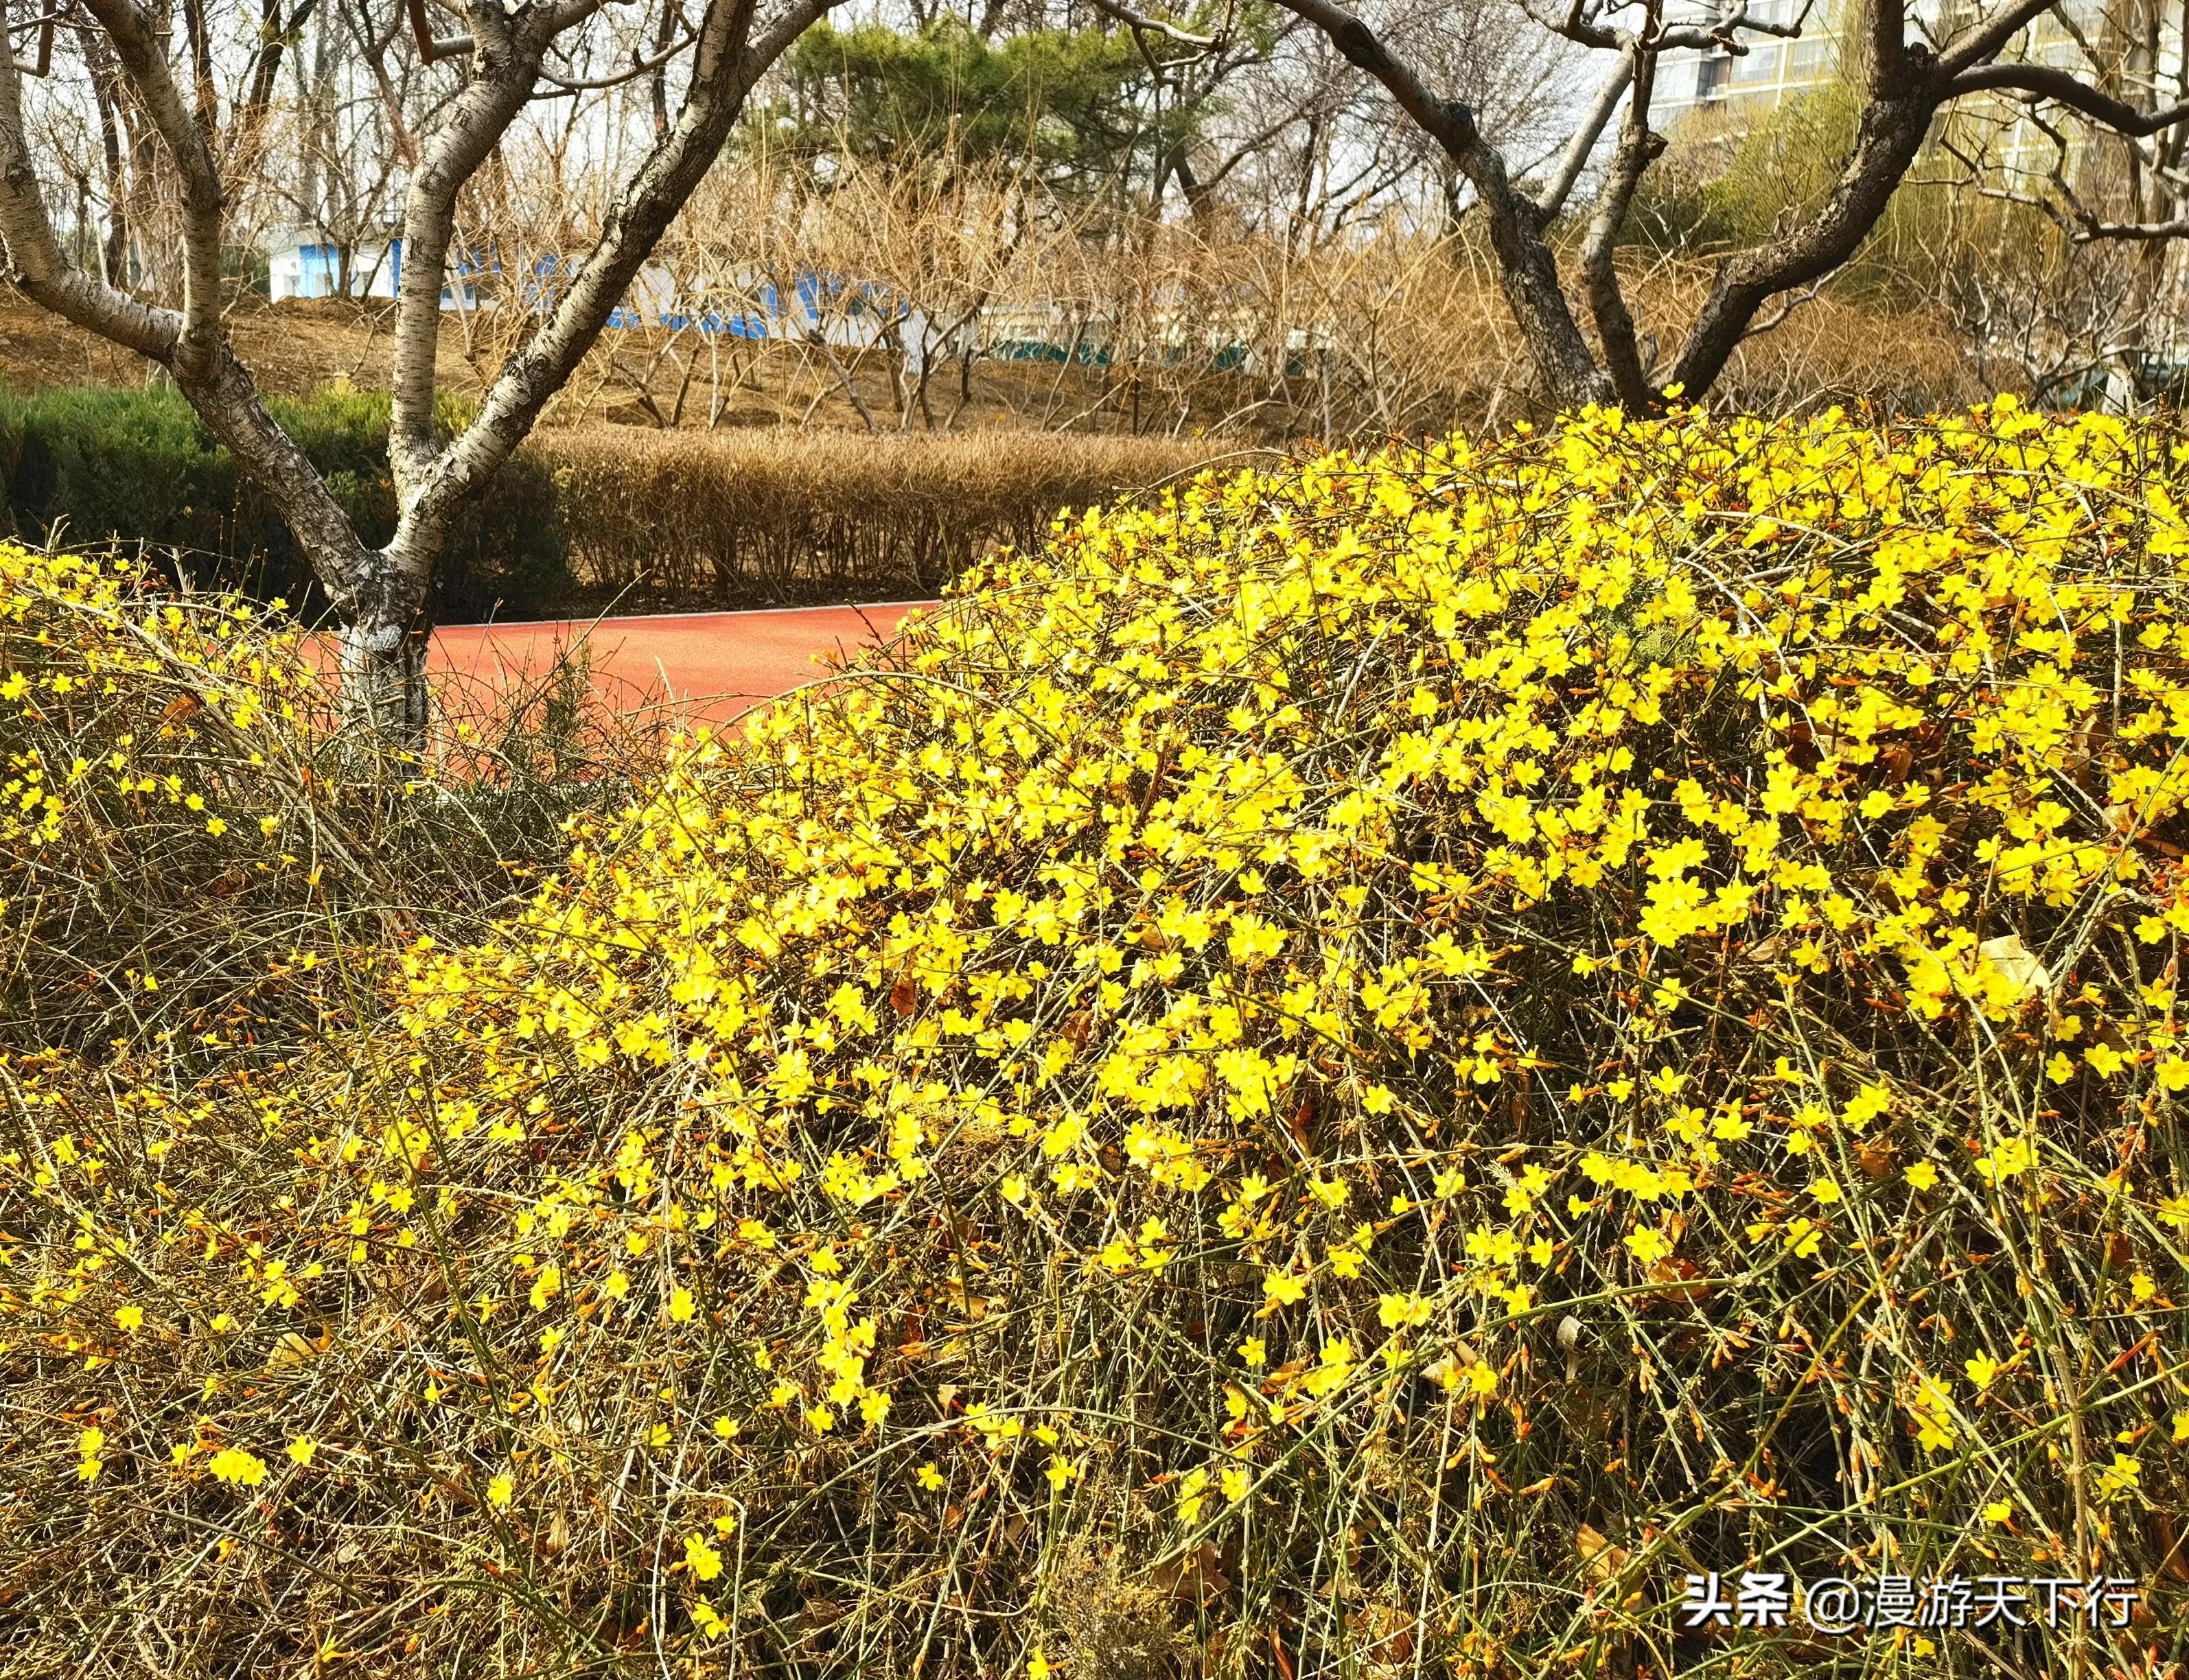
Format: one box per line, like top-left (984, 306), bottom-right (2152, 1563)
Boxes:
top-left (526, 427), bottom-right (1236, 605)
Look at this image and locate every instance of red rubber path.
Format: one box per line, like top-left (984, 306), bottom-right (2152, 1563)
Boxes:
top-left (430, 601), bottom-right (934, 725)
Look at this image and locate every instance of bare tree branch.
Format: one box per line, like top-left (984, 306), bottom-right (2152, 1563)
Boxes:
top-left (538, 26), bottom-right (694, 93)
top-left (386, 3), bottom-right (550, 480)
top-left (1936, 0), bottom-right (2057, 75)
top-left (1535, 45), bottom-right (1631, 221)
top-left (1087, 0), bottom-right (1214, 50)
top-left (1949, 60), bottom-right (2189, 137)
top-left (1579, 38), bottom-right (1658, 410)
top-left (1270, 0), bottom-right (1477, 154)
top-left (403, 0), bottom-right (470, 62)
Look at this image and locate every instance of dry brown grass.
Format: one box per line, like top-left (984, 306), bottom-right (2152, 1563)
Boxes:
top-left (1640, 268), bottom-right (1991, 412)
top-left (533, 425), bottom-right (1236, 605)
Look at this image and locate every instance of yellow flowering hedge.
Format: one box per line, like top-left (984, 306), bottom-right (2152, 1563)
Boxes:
top-left (5, 400), bottom-right (2189, 1677)
top-left (0, 543), bottom-right (631, 1052)
top-left (0, 547), bottom-right (365, 1048)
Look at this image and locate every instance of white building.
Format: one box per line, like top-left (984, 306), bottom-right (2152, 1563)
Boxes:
top-left (266, 235), bottom-right (398, 302)
top-left (1654, 0), bottom-right (2170, 171)
top-left (1654, 0), bottom-right (1846, 125)
top-left (263, 230), bottom-right (483, 310)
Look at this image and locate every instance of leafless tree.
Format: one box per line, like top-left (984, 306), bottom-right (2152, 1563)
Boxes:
top-left (1255, 0), bottom-right (2189, 410)
top-left (0, 0), bottom-right (837, 730)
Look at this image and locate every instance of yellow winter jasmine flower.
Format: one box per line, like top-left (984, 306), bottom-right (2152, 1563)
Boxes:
top-left (1908, 1377), bottom-right (1958, 1452)
top-left (207, 1447), bottom-right (267, 1488)
top-left (1378, 1292), bottom-right (1432, 1329)
top-left (684, 1532), bottom-right (724, 1580)
top-left (2096, 1453), bottom-right (2141, 1500)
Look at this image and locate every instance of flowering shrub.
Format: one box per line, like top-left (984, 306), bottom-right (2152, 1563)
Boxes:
top-left (0, 546), bottom-right (349, 1046)
top-left (0, 542), bottom-right (650, 1051)
top-left (5, 401), bottom-right (2188, 1677)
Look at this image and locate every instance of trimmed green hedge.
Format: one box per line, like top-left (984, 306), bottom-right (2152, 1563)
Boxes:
top-left (0, 382), bottom-right (572, 622)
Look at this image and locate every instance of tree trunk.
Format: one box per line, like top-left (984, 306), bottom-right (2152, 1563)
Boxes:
top-left (1669, 85), bottom-right (1938, 399)
top-left (176, 343), bottom-right (433, 733)
top-left (1580, 51), bottom-right (1663, 414)
top-left (1300, 0), bottom-right (1614, 410)
top-left (1475, 189), bottom-right (1616, 411)
top-left (336, 568), bottom-right (432, 736)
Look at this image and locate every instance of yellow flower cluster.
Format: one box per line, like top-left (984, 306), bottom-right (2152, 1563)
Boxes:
top-left (7, 399), bottom-right (2187, 1670)
top-left (0, 544), bottom-right (328, 1041)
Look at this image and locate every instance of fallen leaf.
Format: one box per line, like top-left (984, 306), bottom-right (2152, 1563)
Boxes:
top-left (265, 1330), bottom-right (317, 1371)
top-left (1978, 933), bottom-right (2050, 1001)
top-left (1575, 1522), bottom-right (1631, 1587)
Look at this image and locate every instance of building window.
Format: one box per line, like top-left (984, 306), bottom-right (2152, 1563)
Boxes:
top-left (1731, 41), bottom-right (1781, 84)
top-left (1788, 38), bottom-right (1833, 80)
top-left (1697, 54), bottom-right (1728, 102)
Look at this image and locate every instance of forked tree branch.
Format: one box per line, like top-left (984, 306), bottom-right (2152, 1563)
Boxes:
top-left (398, 0), bottom-right (841, 550)
top-left (0, 8), bottom-right (381, 617)
top-left (0, 14), bottom-right (174, 358)
top-left (404, 0), bottom-right (470, 61)
top-left (7, 5), bottom-right (50, 75)
top-left (1269, 0), bottom-right (1612, 406)
top-left (1667, 19), bottom-right (1938, 395)
top-left (77, 0), bottom-right (229, 377)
